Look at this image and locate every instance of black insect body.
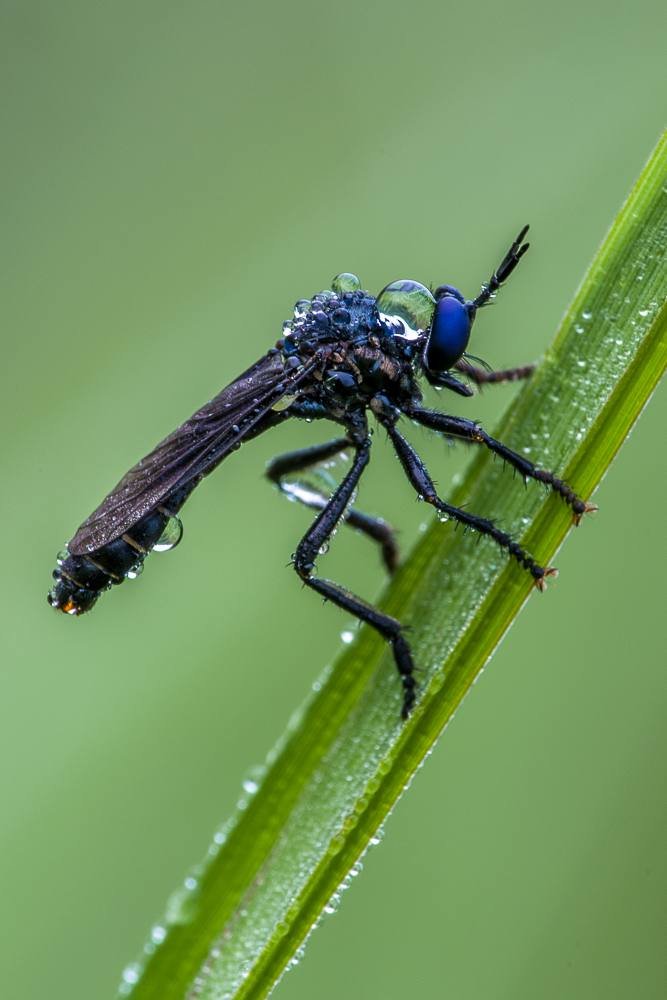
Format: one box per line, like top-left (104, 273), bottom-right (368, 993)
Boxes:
top-left (48, 228), bottom-right (595, 717)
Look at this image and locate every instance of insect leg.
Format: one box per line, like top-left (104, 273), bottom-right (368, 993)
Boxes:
top-left (404, 407), bottom-right (596, 525)
top-left (384, 422), bottom-right (557, 589)
top-left (454, 359), bottom-right (535, 385)
top-left (267, 438), bottom-right (399, 572)
top-left (292, 436), bottom-right (415, 717)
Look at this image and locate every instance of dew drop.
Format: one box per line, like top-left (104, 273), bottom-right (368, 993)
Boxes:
top-left (56, 549), bottom-right (69, 565)
top-left (127, 564), bottom-right (144, 579)
top-left (122, 963), bottom-right (141, 985)
top-left (154, 515), bottom-right (183, 552)
top-left (243, 765), bottom-right (266, 794)
top-left (341, 630), bottom-right (354, 644)
top-left (376, 279), bottom-right (436, 333)
top-left (331, 273), bottom-right (361, 295)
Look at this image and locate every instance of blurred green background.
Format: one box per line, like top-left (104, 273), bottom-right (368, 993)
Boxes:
top-left (2, 1), bottom-right (667, 997)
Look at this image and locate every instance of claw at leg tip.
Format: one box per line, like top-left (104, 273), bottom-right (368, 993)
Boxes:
top-left (535, 567), bottom-right (558, 591)
top-left (574, 502), bottom-right (598, 527)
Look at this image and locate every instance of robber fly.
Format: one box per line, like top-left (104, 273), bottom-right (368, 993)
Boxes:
top-left (48, 227), bottom-right (595, 717)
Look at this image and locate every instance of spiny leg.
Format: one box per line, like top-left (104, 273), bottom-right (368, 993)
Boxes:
top-left (404, 407), bottom-right (596, 525)
top-left (292, 435), bottom-right (416, 717)
top-left (384, 422), bottom-right (557, 589)
top-left (454, 358), bottom-right (536, 386)
top-left (266, 438), bottom-right (399, 572)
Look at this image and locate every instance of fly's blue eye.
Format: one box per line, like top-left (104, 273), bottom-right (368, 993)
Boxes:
top-left (424, 295), bottom-right (472, 373)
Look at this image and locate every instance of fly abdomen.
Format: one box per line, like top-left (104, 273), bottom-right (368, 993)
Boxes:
top-left (48, 505), bottom-right (179, 615)
top-left (49, 553), bottom-right (115, 614)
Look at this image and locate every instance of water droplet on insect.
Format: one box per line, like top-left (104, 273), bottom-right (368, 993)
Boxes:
top-left (376, 279), bottom-right (436, 333)
top-left (272, 393), bottom-right (298, 412)
top-left (331, 273), bottom-right (361, 295)
top-left (318, 542), bottom-right (330, 555)
top-left (154, 515), bottom-right (183, 552)
top-left (56, 549), bottom-right (69, 565)
top-left (341, 630), bottom-right (354, 644)
top-left (127, 564), bottom-right (144, 579)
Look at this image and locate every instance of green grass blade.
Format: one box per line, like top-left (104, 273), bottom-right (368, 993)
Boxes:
top-left (118, 128), bottom-right (667, 1000)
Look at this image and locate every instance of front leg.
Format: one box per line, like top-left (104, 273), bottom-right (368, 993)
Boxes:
top-left (454, 358), bottom-right (535, 385)
top-left (384, 423), bottom-right (557, 590)
top-left (292, 433), bottom-right (416, 718)
top-left (405, 406), bottom-right (597, 525)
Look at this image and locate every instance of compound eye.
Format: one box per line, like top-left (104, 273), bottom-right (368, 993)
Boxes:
top-left (424, 295), bottom-right (472, 373)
